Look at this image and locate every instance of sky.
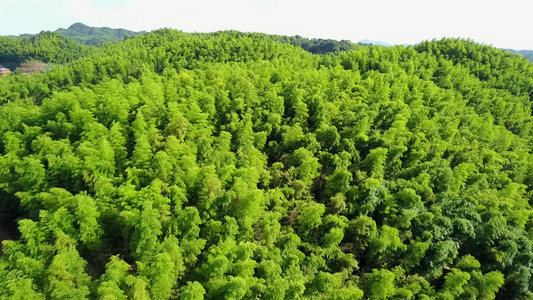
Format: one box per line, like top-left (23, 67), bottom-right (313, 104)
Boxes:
top-left (0, 0), bottom-right (532, 49)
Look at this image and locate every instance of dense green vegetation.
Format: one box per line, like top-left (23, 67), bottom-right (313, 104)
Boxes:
top-left (1, 29), bottom-right (533, 299)
top-left (55, 23), bottom-right (147, 46)
top-left (0, 31), bottom-right (93, 69)
top-left (274, 35), bottom-right (357, 54)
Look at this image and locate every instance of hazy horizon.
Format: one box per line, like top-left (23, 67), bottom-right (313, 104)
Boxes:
top-left (1, 0), bottom-right (532, 50)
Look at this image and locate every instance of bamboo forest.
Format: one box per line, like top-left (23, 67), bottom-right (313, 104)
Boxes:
top-left (0, 29), bottom-right (533, 299)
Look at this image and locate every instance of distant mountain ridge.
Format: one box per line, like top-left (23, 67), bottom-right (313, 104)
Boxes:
top-left (5, 24), bottom-right (533, 63)
top-left (504, 49), bottom-right (533, 62)
top-left (54, 22), bottom-right (146, 45)
top-left (358, 39), bottom-right (391, 47)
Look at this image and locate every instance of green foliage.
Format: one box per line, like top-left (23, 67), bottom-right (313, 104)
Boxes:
top-left (363, 269), bottom-right (396, 299)
top-left (0, 31), bottom-right (92, 69)
top-left (0, 29), bottom-right (532, 299)
top-left (180, 281), bottom-right (206, 300)
top-left (55, 23), bottom-right (146, 46)
top-left (97, 256), bottom-right (130, 300)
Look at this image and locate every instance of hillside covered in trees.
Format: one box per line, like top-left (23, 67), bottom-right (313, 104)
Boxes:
top-left (0, 30), bottom-right (533, 299)
top-left (54, 23), bottom-right (147, 46)
top-left (0, 31), bottom-right (93, 70)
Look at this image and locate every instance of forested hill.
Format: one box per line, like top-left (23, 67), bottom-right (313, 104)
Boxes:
top-left (1, 29), bottom-right (533, 299)
top-left (0, 31), bottom-right (93, 69)
top-left (55, 23), bottom-right (147, 46)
